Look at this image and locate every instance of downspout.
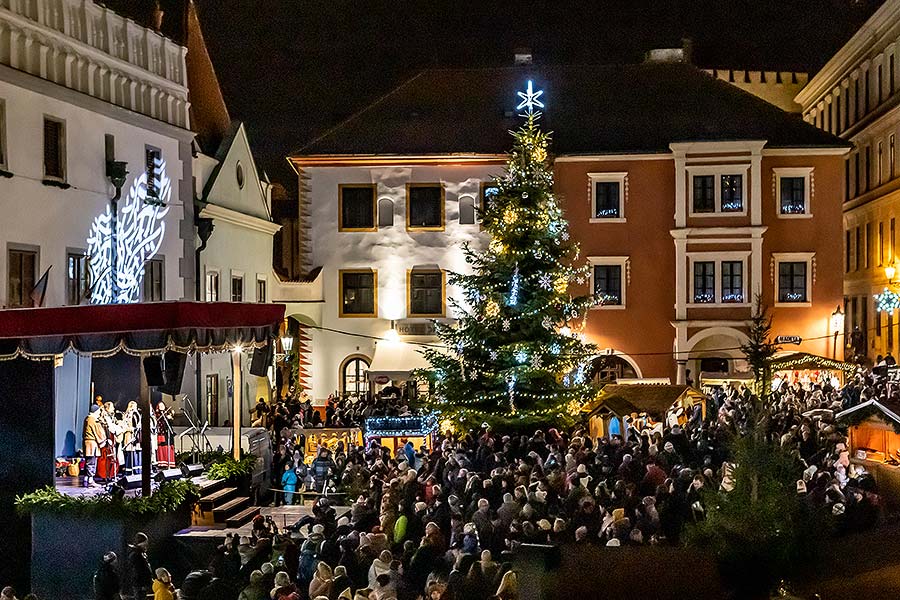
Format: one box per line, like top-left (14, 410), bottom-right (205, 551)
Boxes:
top-left (195, 213), bottom-right (215, 421)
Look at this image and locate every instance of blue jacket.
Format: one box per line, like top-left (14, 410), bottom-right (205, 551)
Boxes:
top-left (281, 469), bottom-right (299, 491)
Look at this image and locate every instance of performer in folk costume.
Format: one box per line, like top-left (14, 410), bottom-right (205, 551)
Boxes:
top-left (82, 404), bottom-right (106, 487)
top-left (98, 402), bottom-right (123, 480)
top-left (122, 401), bottom-right (142, 476)
top-left (154, 401), bottom-right (175, 469)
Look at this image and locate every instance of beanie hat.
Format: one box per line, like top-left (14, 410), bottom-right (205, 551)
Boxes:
top-left (250, 570), bottom-right (263, 584)
top-left (337, 516), bottom-right (350, 527)
top-left (503, 493), bottom-right (513, 503)
top-left (275, 571), bottom-right (291, 587)
top-left (262, 562), bottom-right (275, 575)
top-left (313, 524), bottom-right (325, 535)
top-left (414, 501), bottom-right (427, 513)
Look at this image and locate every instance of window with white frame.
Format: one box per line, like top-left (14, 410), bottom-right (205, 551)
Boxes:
top-left (688, 252), bottom-right (750, 306)
top-left (256, 275), bottom-right (267, 303)
top-left (231, 272), bottom-right (244, 302)
top-left (773, 252), bottom-right (814, 306)
top-left (687, 166), bottom-right (748, 216)
top-left (589, 173), bottom-right (626, 222)
top-left (588, 256), bottom-right (628, 309)
top-left (205, 270), bottom-right (219, 302)
top-left (774, 168), bottom-right (813, 217)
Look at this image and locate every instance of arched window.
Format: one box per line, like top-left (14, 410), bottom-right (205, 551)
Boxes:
top-left (378, 198), bottom-right (394, 227)
top-left (342, 356), bottom-right (370, 397)
top-left (458, 195), bottom-right (476, 225)
top-left (589, 355), bottom-right (637, 384)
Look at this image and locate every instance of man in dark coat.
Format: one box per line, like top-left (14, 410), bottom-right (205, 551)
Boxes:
top-left (125, 532), bottom-right (153, 600)
top-left (93, 552), bottom-right (120, 600)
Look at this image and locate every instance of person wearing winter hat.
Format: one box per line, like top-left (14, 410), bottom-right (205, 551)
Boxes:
top-left (1, 587), bottom-right (17, 600)
top-left (238, 570), bottom-right (267, 600)
top-left (309, 562), bottom-right (333, 600)
top-left (152, 568), bottom-right (175, 600)
top-left (332, 565), bottom-right (352, 598)
top-left (271, 571), bottom-right (297, 599)
top-left (126, 531), bottom-right (153, 600)
top-left (368, 550), bottom-right (392, 589)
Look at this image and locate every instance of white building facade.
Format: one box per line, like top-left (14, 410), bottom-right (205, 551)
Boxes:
top-left (0, 0), bottom-right (194, 310)
top-left (796, 0), bottom-right (900, 361)
top-left (287, 157), bottom-right (504, 402)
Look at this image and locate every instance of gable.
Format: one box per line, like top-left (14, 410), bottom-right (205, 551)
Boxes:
top-left (202, 122), bottom-right (269, 221)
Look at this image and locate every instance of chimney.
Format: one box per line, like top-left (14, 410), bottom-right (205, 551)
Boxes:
top-left (644, 47), bottom-right (685, 64)
top-left (514, 47), bottom-right (533, 66)
top-left (152, 0), bottom-right (164, 32)
top-left (681, 37), bottom-right (693, 64)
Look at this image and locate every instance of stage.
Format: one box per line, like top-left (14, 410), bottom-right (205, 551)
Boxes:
top-left (54, 474), bottom-right (221, 498)
top-left (173, 504), bottom-right (351, 540)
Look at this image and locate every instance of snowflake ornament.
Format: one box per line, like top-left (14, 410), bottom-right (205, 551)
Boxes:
top-left (489, 350), bottom-right (499, 361)
top-left (502, 319), bottom-right (511, 331)
top-left (541, 316), bottom-right (553, 329)
top-left (530, 353), bottom-right (543, 369)
top-left (576, 276), bottom-right (585, 285)
top-left (538, 273), bottom-right (553, 290)
top-left (561, 231), bottom-right (570, 241)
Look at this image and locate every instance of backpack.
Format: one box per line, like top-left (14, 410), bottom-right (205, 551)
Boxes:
top-left (297, 537), bottom-right (322, 583)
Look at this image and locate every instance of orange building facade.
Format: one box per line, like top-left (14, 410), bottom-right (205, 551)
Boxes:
top-left (558, 144), bottom-right (847, 383)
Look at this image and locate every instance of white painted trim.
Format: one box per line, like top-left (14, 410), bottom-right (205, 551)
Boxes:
top-left (670, 226), bottom-right (768, 239)
top-left (555, 153), bottom-right (670, 162)
top-left (589, 349), bottom-right (644, 378)
top-left (762, 147), bottom-right (850, 156)
top-left (199, 203), bottom-right (283, 235)
top-left (686, 165), bottom-right (750, 217)
top-left (684, 326), bottom-right (751, 352)
top-left (204, 268), bottom-right (221, 303)
top-left (587, 256), bottom-right (629, 309)
top-left (772, 252), bottom-right (815, 307)
top-left (773, 167), bottom-right (814, 218)
top-left (674, 239), bottom-right (687, 319)
top-left (587, 172), bottom-right (627, 222)
top-left (670, 140), bottom-right (767, 153)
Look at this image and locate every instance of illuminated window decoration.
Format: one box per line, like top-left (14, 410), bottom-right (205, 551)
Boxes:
top-left (86, 157), bottom-right (171, 304)
top-left (876, 288), bottom-right (900, 313)
top-left (516, 79), bottom-right (544, 115)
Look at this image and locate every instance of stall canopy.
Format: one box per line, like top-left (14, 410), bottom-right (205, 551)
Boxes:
top-left (582, 384), bottom-right (706, 420)
top-left (768, 352), bottom-right (859, 374)
top-left (0, 301), bottom-right (285, 359)
top-left (836, 399), bottom-right (900, 430)
top-left (368, 340), bottom-right (433, 380)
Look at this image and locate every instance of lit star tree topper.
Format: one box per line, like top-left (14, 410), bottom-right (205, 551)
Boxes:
top-left (420, 81), bottom-right (598, 429)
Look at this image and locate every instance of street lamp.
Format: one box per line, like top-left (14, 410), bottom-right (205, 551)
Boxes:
top-left (280, 335), bottom-right (294, 353)
top-left (831, 305), bottom-right (845, 360)
top-left (887, 263), bottom-right (897, 285)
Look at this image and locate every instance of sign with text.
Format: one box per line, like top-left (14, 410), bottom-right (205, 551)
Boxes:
top-left (775, 336), bottom-right (802, 345)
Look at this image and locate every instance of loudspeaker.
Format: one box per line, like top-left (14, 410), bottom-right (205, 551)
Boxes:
top-left (180, 463), bottom-right (204, 479)
top-left (154, 468), bottom-right (182, 482)
top-left (159, 351), bottom-right (186, 395)
top-left (143, 356), bottom-right (164, 387)
top-left (117, 474), bottom-right (144, 490)
top-left (249, 344), bottom-right (273, 377)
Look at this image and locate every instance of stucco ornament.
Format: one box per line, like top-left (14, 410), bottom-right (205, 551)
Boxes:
top-left (87, 157), bottom-right (171, 304)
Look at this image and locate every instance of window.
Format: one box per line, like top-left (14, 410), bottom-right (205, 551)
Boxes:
top-left (338, 184), bottom-right (376, 231)
top-left (409, 270), bottom-right (444, 316)
top-left (458, 196), bottom-right (476, 225)
top-left (0, 100), bottom-right (6, 168)
top-left (205, 374), bottom-right (219, 426)
top-left (43, 117), bottom-right (65, 180)
top-left (721, 175), bottom-right (743, 212)
top-left (855, 78), bottom-right (861, 121)
top-left (867, 222), bottom-right (872, 268)
top-left (774, 253), bottom-right (814, 306)
top-left (236, 160), bottom-right (244, 190)
top-left (892, 218), bottom-right (896, 263)
top-left (879, 141), bottom-right (884, 186)
top-left (231, 274), bottom-right (243, 302)
top-left (589, 173), bottom-right (627, 221)
top-left (342, 356), bottom-right (370, 397)
top-left (7, 248), bottom-right (36, 308)
top-left (774, 168), bottom-right (813, 217)
top-left (593, 264), bottom-right (622, 306)
top-left (692, 175), bottom-right (715, 213)
top-left (407, 183), bottom-right (444, 230)
top-left (145, 147), bottom-right (162, 203)
top-left (721, 261), bottom-right (743, 303)
top-left (693, 261), bottom-right (715, 304)
top-left (880, 222), bottom-right (885, 266)
top-left (891, 134), bottom-right (896, 180)
top-left (588, 257), bottom-right (628, 309)
top-left (865, 69), bottom-right (871, 113)
top-left (340, 269), bottom-right (376, 317)
top-left (66, 252), bottom-right (90, 305)
top-left (846, 230), bottom-right (851, 273)
top-left (377, 198), bottom-right (394, 228)
top-left (877, 309), bottom-right (882, 338)
top-left (205, 270), bottom-right (219, 302)
top-left (855, 153), bottom-right (860, 197)
top-left (143, 258), bottom-right (164, 302)
top-left (845, 157), bottom-right (850, 202)
top-left (256, 276), bottom-right (267, 303)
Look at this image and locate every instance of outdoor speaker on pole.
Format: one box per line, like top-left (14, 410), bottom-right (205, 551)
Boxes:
top-left (249, 343), bottom-right (273, 377)
top-left (142, 356), bottom-right (165, 387)
top-left (159, 351), bottom-right (186, 395)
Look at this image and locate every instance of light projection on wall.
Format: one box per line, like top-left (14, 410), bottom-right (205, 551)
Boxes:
top-left (86, 157), bottom-right (171, 304)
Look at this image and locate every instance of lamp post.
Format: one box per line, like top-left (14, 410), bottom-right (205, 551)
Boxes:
top-left (831, 305), bottom-right (845, 360)
top-left (280, 334), bottom-right (294, 361)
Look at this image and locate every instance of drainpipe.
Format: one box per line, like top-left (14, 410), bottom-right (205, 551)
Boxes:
top-left (105, 160), bottom-right (128, 302)
top-left (195, 215), bottom-right (215, 420)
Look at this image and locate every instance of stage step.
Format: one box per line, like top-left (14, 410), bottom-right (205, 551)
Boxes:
top-left (198, 487), bottom-right (237, 512)
top-left (225, 505), bottom-right (261, 529)
top-left (212, 496), bottom-right (249, 523)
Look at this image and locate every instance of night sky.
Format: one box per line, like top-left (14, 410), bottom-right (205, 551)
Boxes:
top-left (196, 0), bottom-right (882, 189)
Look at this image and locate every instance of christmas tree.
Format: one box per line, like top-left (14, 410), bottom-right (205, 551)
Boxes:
top-left (422, 82), bottom-right (598, 429)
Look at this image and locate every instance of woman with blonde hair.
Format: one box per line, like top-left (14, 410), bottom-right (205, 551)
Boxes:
top-left (152, 568), bottom-right (175, 600)
top-left (308, 561), bottom-right (333, 599)
top-left (495, 571), bottom-right (518, 600)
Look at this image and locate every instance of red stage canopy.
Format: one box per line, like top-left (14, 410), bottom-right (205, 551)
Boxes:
top-left (0, 301), bottom-right (285, 359)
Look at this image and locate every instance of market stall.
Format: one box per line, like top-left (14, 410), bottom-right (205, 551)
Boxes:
top-left (836, 399), bottom-right (900, 509)
top-left (364, 414), bottom-right (439, 455)
top-left (582, 384), bottom-right (706, 442)
top-left (292, 427), bottom-right (364, 461)
top-left (768, 352), bottom-right (859, 388)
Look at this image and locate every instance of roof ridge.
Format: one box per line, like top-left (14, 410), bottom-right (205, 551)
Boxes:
top-left (292, 70), bottom-right (429, 156)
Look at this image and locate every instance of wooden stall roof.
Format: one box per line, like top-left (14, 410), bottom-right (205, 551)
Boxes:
top-left (582, 384), bottom-right (705, 419)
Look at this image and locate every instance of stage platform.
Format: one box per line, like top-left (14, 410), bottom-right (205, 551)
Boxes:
top-left (173, 504), bottom-right (351, 540)
top-left (54, 474), bottom-right (221, 498)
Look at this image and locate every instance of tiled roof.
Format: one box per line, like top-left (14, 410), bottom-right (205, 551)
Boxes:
top-left (296, 62), bottom-right (848, 157)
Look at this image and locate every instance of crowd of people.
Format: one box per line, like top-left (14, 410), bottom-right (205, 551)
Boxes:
top-left (252, 388), bottom-right (414, 433)
top-left (10, 368), bottom-right (895, 600)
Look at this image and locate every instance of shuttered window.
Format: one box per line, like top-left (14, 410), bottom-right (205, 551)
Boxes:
top-left (43, 118), bottom-right (64, 180)
top-left (8, 249), bottom-right (36, 308)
